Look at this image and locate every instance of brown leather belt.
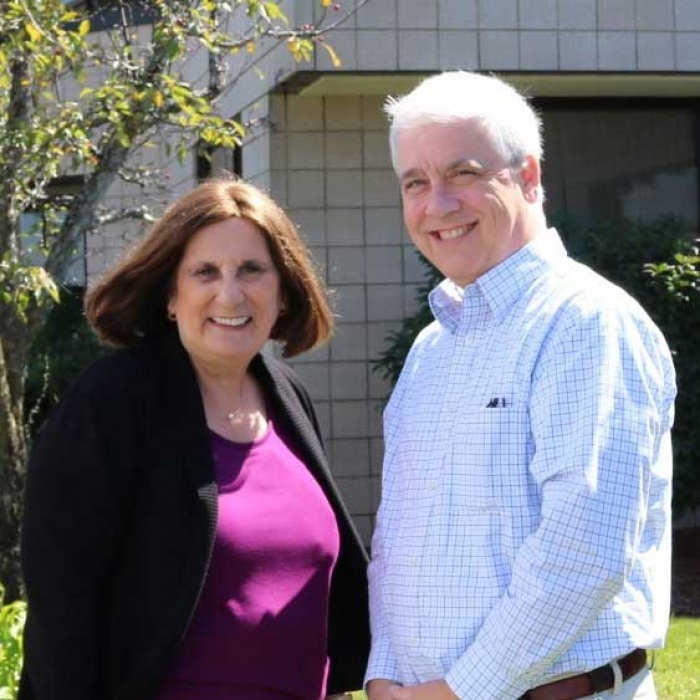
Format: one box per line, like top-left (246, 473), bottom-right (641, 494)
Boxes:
top-left (522, 649), bottom-right (647, 700)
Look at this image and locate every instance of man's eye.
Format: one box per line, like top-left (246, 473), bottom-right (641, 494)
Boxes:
top-left (403, 179), bottom-right (425, 192)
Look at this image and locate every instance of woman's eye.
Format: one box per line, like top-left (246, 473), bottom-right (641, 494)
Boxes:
top-left (239, 262), bottom-right (265, 276)
top-left (194, 265), bottom-right (217, 278)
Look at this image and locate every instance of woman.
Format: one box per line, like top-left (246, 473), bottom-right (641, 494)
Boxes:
top-left (19, 178), bottom-right (370, 700)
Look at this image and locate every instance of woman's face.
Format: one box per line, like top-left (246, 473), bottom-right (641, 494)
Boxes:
top-left (167, 217), bottom-right (283, 373)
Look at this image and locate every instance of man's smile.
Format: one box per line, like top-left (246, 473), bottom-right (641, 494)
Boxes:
top-left (432, 222), bottom-right (478, 241)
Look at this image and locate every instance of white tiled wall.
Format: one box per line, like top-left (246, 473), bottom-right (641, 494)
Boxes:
top-left (300, 0), bottom-right (700, 73)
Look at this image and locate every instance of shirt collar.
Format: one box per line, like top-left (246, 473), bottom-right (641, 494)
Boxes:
top-left (429, 228), bottom-right (568, 333)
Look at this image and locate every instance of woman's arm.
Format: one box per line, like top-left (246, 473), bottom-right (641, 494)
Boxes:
top-left (20, 359), bottom-right (141, 700)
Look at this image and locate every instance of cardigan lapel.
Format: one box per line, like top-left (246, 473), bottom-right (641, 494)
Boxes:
top-left (154, 334), bottom-right (219, 517)
top-left (251, 354), bottom-right (332, 483)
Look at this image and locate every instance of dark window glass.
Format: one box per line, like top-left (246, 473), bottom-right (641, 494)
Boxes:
top-left (20, 176), bottom-right (87, 286)
top-left (197, 113), bottom-right (243, 181)
top-left (64, 0), bottom-right (155, 30)
top-left (539, 103), bottom-right (699, 236)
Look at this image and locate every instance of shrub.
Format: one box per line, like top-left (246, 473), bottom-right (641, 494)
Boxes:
top-left (25, 285), bottom-right (105, 437)
top-left (374, 216), bottom-right (700, 514)
top-left (0, 582), bottom-right (26, 700)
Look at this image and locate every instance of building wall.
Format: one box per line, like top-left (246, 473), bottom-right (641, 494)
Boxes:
top-left (304, 0), bottom-right (700, 74)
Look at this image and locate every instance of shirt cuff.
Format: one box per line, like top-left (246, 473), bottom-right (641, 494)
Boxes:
top-left (364, 639), bottom-right (400, 689)
top-left (445, 644), bottom-right (532, 700)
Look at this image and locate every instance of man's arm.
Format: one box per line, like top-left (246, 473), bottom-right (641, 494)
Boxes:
top-left (365, 502), bottom-right (402, 690)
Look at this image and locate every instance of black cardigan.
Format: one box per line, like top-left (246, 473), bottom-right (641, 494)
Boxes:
top-left (19, 333), bottom-right (370, 700)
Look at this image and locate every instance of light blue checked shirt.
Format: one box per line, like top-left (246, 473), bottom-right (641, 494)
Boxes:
top-left (366, 229), bottom-right (675, 700)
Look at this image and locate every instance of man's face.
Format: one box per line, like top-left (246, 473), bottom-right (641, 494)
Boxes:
top-left (395, 120), bottom-right (540, 287)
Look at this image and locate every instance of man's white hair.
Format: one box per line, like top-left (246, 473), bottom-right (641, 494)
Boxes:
top-left (385, 71), bottom-right (543, 173)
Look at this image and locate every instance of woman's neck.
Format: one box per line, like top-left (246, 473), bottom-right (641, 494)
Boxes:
top-left (195, 361), bottom-right (268, 443)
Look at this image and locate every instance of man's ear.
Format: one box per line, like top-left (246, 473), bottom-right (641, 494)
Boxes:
top-left (519, 155), bottom-right (541, 202)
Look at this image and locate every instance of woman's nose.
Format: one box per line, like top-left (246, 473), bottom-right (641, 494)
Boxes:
top-left (219, 274), bottom-right (244, 303)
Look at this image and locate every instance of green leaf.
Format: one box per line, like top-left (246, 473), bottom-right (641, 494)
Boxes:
top-left (263, 2), bottom-right (288, 22)
top-left (25, 22), bottom-right (42, 43)
top-left (166, 38), bottom-right (180, 61)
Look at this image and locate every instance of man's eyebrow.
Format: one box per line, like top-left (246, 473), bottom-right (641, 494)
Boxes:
top-left (399, 167), bottom-right (424, 182)
top-left (399, 158), bottom-right (485, 181)
top-left (445, 157), bottom-right (483, 171)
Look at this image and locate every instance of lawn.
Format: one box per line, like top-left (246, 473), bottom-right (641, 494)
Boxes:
top-left (654, 616), bottom-right (700, 699)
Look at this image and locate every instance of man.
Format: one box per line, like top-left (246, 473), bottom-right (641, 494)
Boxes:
top-left (365, 72), bottom-right (675, 700)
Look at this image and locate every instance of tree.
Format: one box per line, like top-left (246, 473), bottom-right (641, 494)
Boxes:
top-left (0, 0), bottom-right (370, 602)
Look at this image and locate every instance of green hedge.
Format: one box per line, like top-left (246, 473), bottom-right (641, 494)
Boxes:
top-left (25, 285), bottom-right (105, 437)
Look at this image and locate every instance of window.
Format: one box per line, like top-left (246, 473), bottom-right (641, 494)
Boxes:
top-left (196, 113), bottom-right (243, 181)
top-left (64, 0), bottom-right (155, 31)
top-left (20, 176), bottom-right (87, 286)
top-left (538, 100), bottom-right (699, 237)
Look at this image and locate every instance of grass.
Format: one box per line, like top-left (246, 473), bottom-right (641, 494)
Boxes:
top-left (652, 616), bottom-right (700, 699)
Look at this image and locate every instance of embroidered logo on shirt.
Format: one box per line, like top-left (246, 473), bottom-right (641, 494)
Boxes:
top-left (486, 397), bottom-right (507, 408)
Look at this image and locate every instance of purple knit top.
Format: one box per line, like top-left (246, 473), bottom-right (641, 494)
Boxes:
top-left (156, 419), bottom-right (340, 700)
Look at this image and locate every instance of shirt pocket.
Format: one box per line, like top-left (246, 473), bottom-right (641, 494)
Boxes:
top-left (448, 406), bottom-right (531, 507)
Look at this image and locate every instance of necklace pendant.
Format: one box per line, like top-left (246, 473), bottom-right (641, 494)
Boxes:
top-left (227, 411), bottom-right (240, 423)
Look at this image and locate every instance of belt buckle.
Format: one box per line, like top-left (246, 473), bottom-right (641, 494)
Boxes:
top-left (589, 663), bottom-right (614, 694)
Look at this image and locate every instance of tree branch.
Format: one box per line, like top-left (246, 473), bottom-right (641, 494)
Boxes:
top-left (0, 56), bottom-right (30, 259)
top-left (96, 205), bottom-right (155, 226)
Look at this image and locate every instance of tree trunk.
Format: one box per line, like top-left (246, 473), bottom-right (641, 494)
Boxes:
top-left (0, 311), bottom-right (31, 603)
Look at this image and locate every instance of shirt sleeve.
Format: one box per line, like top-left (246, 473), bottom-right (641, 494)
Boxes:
top-left (364, 352), bottom-right (418, 688)
top-left (445, 300), bottom-right (676, 699)
top-left (365, 497), bottom-right (401, 686)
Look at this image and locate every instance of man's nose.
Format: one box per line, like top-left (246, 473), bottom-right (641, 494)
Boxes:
top-left (425, 184), bottom-right (460, 217)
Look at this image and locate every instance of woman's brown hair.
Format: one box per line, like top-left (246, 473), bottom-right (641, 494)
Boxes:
top-left (85, 177), bottom-right (333, 357)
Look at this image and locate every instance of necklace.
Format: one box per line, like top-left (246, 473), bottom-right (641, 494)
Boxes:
top-left (226, 394), bottom-right (264, 428)
top-left (204, 376), bottom-right (248, 425)
top-left (226, 407), bottom-right (244, 423)
top-left (225, 379), bottom-right (247, 423)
